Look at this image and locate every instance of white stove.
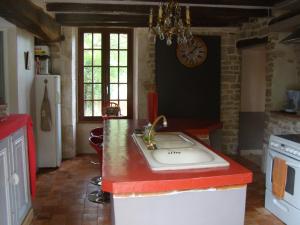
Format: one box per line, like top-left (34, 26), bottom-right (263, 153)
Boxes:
top-left (269, 134), bottom-right (300, 160)
top-left (265, 134), bottom-right (300, 225)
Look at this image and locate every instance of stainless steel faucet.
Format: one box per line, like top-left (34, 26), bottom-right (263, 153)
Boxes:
top-left (144, 115), bottom-right (168, 150)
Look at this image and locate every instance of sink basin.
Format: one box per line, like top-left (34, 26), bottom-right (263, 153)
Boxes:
top-left (154, 133), bottom-right (194, 149)
top-left (132, 132), bottom-right (229, 171)
top-left (152, 148), bottom-right (214, 165)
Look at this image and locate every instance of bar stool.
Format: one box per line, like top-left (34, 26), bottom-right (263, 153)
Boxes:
top-left (89, 135), bottom-right (103, 186)
top-left (89, 127), bottom-right (103, 170)
top-left (90, 127), bottom-right (103, 137)
top-left (88, 136), bottom-right (107, 203)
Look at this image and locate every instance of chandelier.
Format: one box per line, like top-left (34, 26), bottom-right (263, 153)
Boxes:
top-left (149, 0), bottom-right (193, 46)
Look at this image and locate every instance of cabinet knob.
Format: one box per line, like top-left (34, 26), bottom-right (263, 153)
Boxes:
top-left (10, 173), bottom-right (20, 186)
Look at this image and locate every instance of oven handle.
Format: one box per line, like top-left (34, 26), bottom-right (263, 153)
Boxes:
top-left (269, 151), bottom-right (300, 168)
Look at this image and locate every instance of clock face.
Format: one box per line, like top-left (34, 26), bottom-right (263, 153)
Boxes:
top-left (176, 36), bottom-right (207, 68)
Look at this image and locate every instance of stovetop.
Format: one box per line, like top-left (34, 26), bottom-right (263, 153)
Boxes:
top-left (270, 134), bottom-right (300, 160)
top-left (277, 134), bottom-right (300, 144)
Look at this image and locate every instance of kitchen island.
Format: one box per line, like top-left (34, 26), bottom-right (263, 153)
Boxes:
top-left (101, 119), bottom-right (252, 225)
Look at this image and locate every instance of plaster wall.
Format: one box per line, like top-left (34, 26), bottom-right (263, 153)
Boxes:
top-left (0, 17), bottom-right (35, 116)
top-left (16, 28), bottom-right (35, 115)
top-left (241, 47), bottom-right (266, 112)
top-left (0, 17), bottom-right (17, 113)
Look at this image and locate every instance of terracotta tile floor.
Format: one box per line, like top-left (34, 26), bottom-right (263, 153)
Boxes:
top-left (30, 154), bottom-right (285, 225)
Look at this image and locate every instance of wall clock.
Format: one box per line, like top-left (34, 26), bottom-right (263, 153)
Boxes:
top-left (176, 36), bottom-right (207, 68)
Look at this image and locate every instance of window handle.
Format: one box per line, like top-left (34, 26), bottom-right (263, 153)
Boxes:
top-left (106, 85), bottom-right (109, 95)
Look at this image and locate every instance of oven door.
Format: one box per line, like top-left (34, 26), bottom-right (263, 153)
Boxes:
top-left (266, 149), bottom-right (300, 209)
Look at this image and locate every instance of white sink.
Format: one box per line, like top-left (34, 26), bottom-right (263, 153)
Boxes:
top-left (132, 132), bottom-right (229, 171)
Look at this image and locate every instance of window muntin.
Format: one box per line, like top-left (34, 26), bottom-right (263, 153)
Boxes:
top-left (78, 29), bottom-right (132, 121)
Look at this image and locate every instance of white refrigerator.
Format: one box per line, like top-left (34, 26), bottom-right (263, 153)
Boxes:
top-left (35, 75), bottom-right (62, 168)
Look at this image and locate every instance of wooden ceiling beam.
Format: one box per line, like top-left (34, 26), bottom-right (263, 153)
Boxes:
top-left (47, 3), bottom-right (269, 15)
top-left (0, 0), bottom-right (62, 42)
top-left (46, 0), bottom-right (283, 7)
top-left (55, 13), bottom-right (248, 27)
top-left (49, 3), bottom-right (269, 19)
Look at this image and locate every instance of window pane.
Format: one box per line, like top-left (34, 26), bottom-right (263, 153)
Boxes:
top-left (110, 34), bottom-right (118, 49)
top-left (84, 101), bottom-right (93, 116)
top-left (84, 33), bottom-right (92, 49)
top-left (93, 50), bottom-right (102, 66)
top-left (94, 84), bottom-right (102, 100)
top-left (119, 51), bottom-right (127, 66)
top-left (110, 51), bottom-right (118, 66)
top-left (119, 101), bottom-right (127, 116)
top-left (110, 84), bottom-right (118, 99)
top-left (94, 67), bottom-right (101, 83)
top-left (110, 67), bottom-right (118, 83)
top-left (119, 67), bottom-right (127, 83)
top-left (94, 101), bottom-right (102, 116)
top-left (119, 34), bottom-right (128, 49)
top-left (93, 33), bottom-right (102, 49)
top-left (84, 50), bottom-right (93, 66)
top-left (119, 84), bottom-right (127, 100)
top-left (84, 67), bottom-right (92, 83)
top-left (84, 84), bottom-right (93, 100)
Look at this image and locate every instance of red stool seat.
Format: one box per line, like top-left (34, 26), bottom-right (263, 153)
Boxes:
top-left (89, 136), bottom-right (103, 160)
top-left (90, 127), bottom-right (103, 137)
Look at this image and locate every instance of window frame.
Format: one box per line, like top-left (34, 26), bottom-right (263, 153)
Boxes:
top-left (78, 28), bottom-right (133, 122)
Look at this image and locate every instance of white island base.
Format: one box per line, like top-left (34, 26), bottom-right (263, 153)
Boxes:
top-left (111, 185), bottom-right (247, 225)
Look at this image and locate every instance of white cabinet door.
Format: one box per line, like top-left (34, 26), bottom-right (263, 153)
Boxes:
top-left (10, 128), bottom-right (31, 225)
top-left (0, 137), bottom-right (11, 225)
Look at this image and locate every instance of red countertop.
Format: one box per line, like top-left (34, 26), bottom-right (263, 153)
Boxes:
top-left (101, 119), bottom-right (252, 194)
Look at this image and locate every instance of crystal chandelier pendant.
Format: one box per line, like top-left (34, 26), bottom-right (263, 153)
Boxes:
top-left (149, 0), bottom-right (193, 46)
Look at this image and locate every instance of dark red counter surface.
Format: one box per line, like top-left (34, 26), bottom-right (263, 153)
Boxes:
top-left (101, 119), bottom-right (252, 194)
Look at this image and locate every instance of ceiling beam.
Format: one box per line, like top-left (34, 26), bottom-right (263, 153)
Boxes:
top-left (49, 3), bottom-right (269, 18)
top-left (0, 0), bottom-right (62, 42)
top-left (269, 9), bottom-right (300, 32)
top-left (45, 0), bottom-right (282, 7)
top-left (55, 13), bottom-right (249, 27)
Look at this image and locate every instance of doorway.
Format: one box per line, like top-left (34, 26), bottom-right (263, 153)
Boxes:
top-left (239, 45), bottom-right (266, 167)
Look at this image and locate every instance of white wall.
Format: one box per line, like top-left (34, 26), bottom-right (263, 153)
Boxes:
top-left (0, 17), bottom-right (35, 116)
top-left (241, 46), bottom-right (266, 112)
top-left (16, 28), bottom-right (35, 115)
top-left (0, 17), bottom-right (17, 113)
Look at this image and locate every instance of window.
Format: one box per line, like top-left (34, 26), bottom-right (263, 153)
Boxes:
top-left (78, 28), bottom-right (133, 121)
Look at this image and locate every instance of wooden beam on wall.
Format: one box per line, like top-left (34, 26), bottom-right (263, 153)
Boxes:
top-left (236, 36), bottom-right (268, 49)
top-left (269, 9), bottom-right (300, 32)
top-left (0, 0), bottom-right (62, 42)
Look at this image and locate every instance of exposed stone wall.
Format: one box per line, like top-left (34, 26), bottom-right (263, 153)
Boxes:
top-left (134, 29), bottom-right (156, 120)
top-left (50, 27), bottom-right (77, 159)
top-left (239, 18), bottom-right (300, 170)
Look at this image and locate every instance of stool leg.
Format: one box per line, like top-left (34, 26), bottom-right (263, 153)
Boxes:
top-left (88, 190), bottom-right (110, 203)
top-left (90, 176), bottom-right (102, 186)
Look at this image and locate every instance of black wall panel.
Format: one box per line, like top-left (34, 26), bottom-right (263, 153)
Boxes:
top-left (155, 35), bottom-right (221, 120)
